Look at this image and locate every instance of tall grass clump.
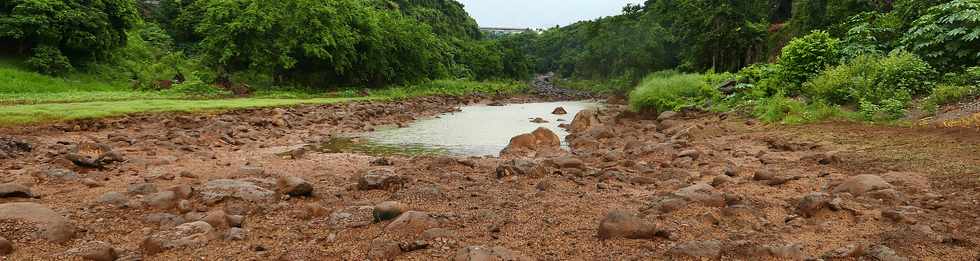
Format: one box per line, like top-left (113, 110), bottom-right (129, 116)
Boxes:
top-left (628, 71), bottom-right (720, 113)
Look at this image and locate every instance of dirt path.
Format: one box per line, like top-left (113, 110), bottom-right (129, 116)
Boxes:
top-left (0, 95), bottom-right (978, 260)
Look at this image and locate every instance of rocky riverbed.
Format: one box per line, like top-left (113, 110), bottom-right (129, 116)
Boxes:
top-left (0, 94), bottom-right (979, 260)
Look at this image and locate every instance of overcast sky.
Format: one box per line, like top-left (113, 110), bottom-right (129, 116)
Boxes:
top-left (457, 0), bottom-right (644, 29)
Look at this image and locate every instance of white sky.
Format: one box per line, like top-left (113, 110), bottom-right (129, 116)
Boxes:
top-left (457, 0), bottom-right (644, 29)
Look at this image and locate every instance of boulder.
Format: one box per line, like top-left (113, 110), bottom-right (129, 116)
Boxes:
top-left (597, 210), bottom-right (664, 240)
top-left (570, 109), bottom-right (599, 133)
top-left (453, 246), bottom-right (532, 261)
top-left (141, 221), bottom-right (214, 255)
top-left (832, 175), bottom-right (893, 196)
top-left (0, 202), bottom-right (75, 243)
top-left (495, 159), bottom-right (547, 179)
top-left (276, 176), bottom-right (313, 197)
top-left (199, 179), bottom-right (275, 204)
top-left (672, 184), bottom-right (725, 207)
top-left (0, 183), bottom-right (32, 198)
top-left (357, 169), bottom-right (404, 191)
top-left (367, 240), bottom-right (403, 261)
top-left (500, 127), bottom-right (561, 158)
top-left (374, 201), bottom-right (408, 222)
top-left (552, 107), bottom-right (568, 115)
top-left (384, 211), bottom-right (441, 235)
top-left (77, 241), bottom-right (118, 261)
top-left (143, 191), bottom-right (179, 210)
top-left (0, 236), bottom-right (12, 255)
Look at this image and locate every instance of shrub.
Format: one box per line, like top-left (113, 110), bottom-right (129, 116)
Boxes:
top-left (776, 31), bottom-right (843, 91)
top-left (804, 52), bottom-right (936, 119)
top-left (25, 45), bottom-right (73, 75)
top-left (165, 80), bottom-right (230, 97)
top-left (628, 72), bottom-right (720, 114)
top-left (923, 84), bottom-right (978, 113)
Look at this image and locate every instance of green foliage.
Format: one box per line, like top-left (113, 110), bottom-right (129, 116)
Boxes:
top-left (751, 94), bottom-right (854, 124)
top-left (193, 0), bottom-right (450, 87)
top-left (0, 0), bottom-right (140, 67)
top-left (383, 0), bottom-right (481, 40)
top-left (776, 31), bottom-right (842, 90)
top-left (923, 84), bottom-right (978, 113)
top-left (25, 45), bottom-right (72, 75)
top-left (805, 52), bottom-right (935, 119)
top-left (86, 23), bottom-right (209, 89)
top-left (903, 0), bottom-right (980, 71)
top-left (628, 72), bottom-right (721, 113)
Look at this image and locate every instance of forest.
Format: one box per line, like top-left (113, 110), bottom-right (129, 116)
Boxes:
top-left (1, 0), bottom-right (978, 123)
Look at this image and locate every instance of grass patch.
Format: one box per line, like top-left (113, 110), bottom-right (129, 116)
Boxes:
top-left (628, 72), bottom-right (720, 113)
top-left (922, 84), bottom-right (977, 113)
top-left (368, 79), bottom-right (527, 99)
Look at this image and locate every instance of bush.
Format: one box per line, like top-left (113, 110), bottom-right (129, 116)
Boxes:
top-left (805, 52), bottom-right (936, 118)
top-left (776, 31), bottom-right (842, 91)
top-left (751, 94), bottom-right (852, 124)
top-left (25, 45), bottom-right (73, 75)
top-left (923, 84), bottom-right (978, 113)
top-left (629, 72), bottom-right (720, 114)
top-left (164, 80), bottom-right (230, 97)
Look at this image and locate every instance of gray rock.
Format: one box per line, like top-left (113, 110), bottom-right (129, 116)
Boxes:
top-left (374, 201), bottom-right (408, 222)
top-left (77, 241), bottom-right (118, 261)
top-left (453, 246), bottom-right (532, 261)
top-left (224, 227), bottom-right (246, 241)
top-left (357, 169), bottom-right (404, 190)
top-left (798, 192), bottom-right (832, 217)
top-left (328, 206), bottom-right (376, 229)
top-left (658, 111), bottom-right (678, 121)
top-left (867, 245), bottom-right (908, 261)
top-left (276, 176), bottom-right (313, 197)
top-left (127, 183), bottom-right (158, 195)
top-left (143, 213), bottom-right (186, 228)
top-left (199, 179), bottom-right (274, 204)
top-left (39, 169), bottom-right (79, 181)
top-left (143, 191), bottom-right (178, 210)
top-left (97, 192), bottom-right (129, 207)
top-left (670, 240), bottom-right (722, 258)
top-left (832, 175), bottom-right (893, 196)
top-left (141, 221), bottom-right (214, 255)
top-left (0, 202), bottom-right (75, 243)
top-left (0, 183), bottom-right (32, 198)
top-left (598, 210), bottom-right (665, 240)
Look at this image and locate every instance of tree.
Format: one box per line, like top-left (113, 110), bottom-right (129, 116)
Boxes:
top-left (904, 0), bottom-right (980, 71)
top-left (0, 0), bottom-right (139, 73)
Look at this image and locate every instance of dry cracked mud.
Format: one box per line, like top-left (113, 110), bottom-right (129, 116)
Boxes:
top-left (0, 94), bottom-right (979, 260)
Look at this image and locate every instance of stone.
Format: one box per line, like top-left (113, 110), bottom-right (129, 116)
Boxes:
top-left (238, 166), bottom-right (265, 177)
top-left (495, 159), bottom-right (547, 179)
top-left (798, 192), bottom-right (832, 217)
top-left (677, 149), bottom-right (700, 160)
top-left (277, 176), bottom-right (313, 197)
top-left (821, 244), bottom-right (865, 259)
top-left (422, 228), bottom-right (458, 240)
top-left (385, 211), bottom-right (441, 235)
top-left (753, 169), bottom-right (776, 181)
top-left (570, 109), bottom-right (598, 133)
top-left (328, 206), bottom-right (376, 229)
top-left (552, 107), bottom-right (568, 115)
top-left (553, 156), bottom-right (585, 169)
top-left (80, 178), bottom-right (103, 188)
top-left (143, 213), bottom-right (185, 228)
top-left (97, 192), bottom-right (129, 207)
top-left (671, 240), bottom-right (722, 258)
top-left (357, 169), bottom-right (404, 191)
top-left (0, 202), bottom-right (75, 243)
top-left (38, 168), bottom-right (79, 181)
top-left (672, 184), bottom-right (725, 207)
top-left (658, 111), bottom-right (678, 121)
top-left (867, 245), bottom-right (908, 261)
top-left (127, 183), bottom-right (158, 195)
top-left (374, 201), bottom-right (408, 222)
top-left (832, 175), bottom-right (893, 196)
top-left (767, 243), bottom-right (805, 259)
top-left (202, 210), bottom-right (231, 230)
top-left (453, 246), bottom-right (532, 261)
top-left (368, 240), bottom-right (403, 261)
top-left (199, 179), bottom-right (275, 204)
top-left (141, 221), bottom-right (214, 255)
top-left (711, 175), bottom-right (732, 187)
top-left (529, 117), bottom-right (549, 123)
top-left (0, 236), bottom-right (12, 256)
top-left (224, 227), bottom-right (246, 241)
top-left (500, 127), bottom-right (561, 157)
top-left (144, 191), bottom-right (179, 210)
top-left (78, 241), bottom-right (118, 261)
top-left (597, 210), bottom-right (664, 240)
top-left (0, 183), bottom-right (32, 198)
top-left (168, 185), bottom-right (194, 199)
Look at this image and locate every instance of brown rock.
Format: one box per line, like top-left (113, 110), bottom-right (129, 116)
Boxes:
top-left (670, 240), bottom-right (722, 258)
top-left (552, 107), bottom-right (568, 115)
top-left (141, 221), bottom-right (214, 255)
top-left (202, 210), bottom-right (231, 230)
top-left (367, 240), bottom-right (403, 261)
top-left (79, 241), bottom-right (118, 261)
top-left (143, 191), bottom-right (179, 210)
top-left (797, 192), bottom-right (832, 217)
top-left (495, 159), bottom-right (547, 179)
top-left (384, 211), bottom-right (441, 235)
top-left (277, 176), bottom-right (313, 197)
top-left (0, 202), bottom-right (75, 243)
top-left (598, 210), bottom-right (665, 240)
top-left (0, 183), bottom-right (32, 198)
top-left (453, 246), bottom-right (532, 261)
top-left (570, 109), bottom-right (598, 133)
top-left (672, 184), bottom-right (725, 207)
top-left (357, 169), bottom-right (404, 191)
top-left (832, 175), bottom-right (893, 196)
top-left (373, 201), bottom-right (408, 222)
top-left (500, 127), bottom-right (561, 157)
top-left (0, 236), bottom-right (12, 256)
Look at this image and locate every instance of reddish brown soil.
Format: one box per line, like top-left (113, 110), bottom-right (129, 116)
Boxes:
top-left (0, 95), bottom-right (978, 260)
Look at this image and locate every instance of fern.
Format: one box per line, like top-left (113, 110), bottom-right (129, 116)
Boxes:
top-left (903, 0), bottom-right (980, 71)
